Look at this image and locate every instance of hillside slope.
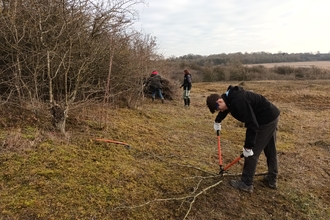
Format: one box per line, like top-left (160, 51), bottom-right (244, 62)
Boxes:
top-left (0, 80), bottom-right (329, 219)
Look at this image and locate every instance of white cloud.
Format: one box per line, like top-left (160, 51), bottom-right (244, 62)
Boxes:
top-left (133, 0), bottom-right (330, 57)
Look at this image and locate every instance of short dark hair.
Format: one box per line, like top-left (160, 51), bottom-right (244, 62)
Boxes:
top-left (206, 93), bottom-right (221, 113)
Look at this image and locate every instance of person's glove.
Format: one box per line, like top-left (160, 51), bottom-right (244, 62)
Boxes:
top-left (243, 148), bottom-right (254, 157)
top-left (213, 122), bottom-right (221, 131)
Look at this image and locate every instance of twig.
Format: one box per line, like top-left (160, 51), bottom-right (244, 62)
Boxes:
top-left (116, 152), bottom-right (268, 219)
top-left (151, 153), bottom-right (268, 177)
top-left (221, 171), bottom-right (268, 177)
top-left (112, 178), bottom-right (223, 220)
top-left (183, 179), bottom-right (223, 220)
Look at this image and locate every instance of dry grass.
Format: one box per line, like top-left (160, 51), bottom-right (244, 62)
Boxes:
top-left (0, 80), bottom-right (329, 219)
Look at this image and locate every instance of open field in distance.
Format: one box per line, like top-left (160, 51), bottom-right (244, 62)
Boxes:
top-left (246, 61), bottom-right (330, 69)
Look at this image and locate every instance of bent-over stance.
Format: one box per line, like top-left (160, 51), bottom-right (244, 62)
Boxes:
top-left (206, 85), bottom-right (280, 193)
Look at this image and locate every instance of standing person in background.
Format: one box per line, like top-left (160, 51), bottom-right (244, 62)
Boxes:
top-left (180, 69), bottom-right (192, 107)
top-left (146, 70), bottom-right (164, 103)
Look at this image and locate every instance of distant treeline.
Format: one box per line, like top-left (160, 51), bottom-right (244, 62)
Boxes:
top-left (167, 52), bottom-right (330, 83)
top-left (168, 52), bottom-right (330, 65)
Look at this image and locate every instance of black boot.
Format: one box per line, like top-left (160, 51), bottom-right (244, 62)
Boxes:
top-left (184, 99), bottom-right (187, 106)
top-left (187, 98), bottom-right (190, 106)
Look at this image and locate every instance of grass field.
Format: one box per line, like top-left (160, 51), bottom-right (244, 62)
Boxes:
top-left (0, 80), bottom-right (329, 219)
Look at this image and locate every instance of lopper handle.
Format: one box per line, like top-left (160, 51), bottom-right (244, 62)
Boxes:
top-left (95, 138), bottom-right (130, 148)
top-left (223, 154), bottom-right (244, 171)
top-left (217, 130), bottom-right (222, 167)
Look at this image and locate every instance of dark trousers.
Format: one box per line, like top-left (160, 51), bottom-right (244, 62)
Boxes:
top-left (241, 116), bottom-right (279, 186)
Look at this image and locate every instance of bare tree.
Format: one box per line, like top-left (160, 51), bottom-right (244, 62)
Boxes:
top-left (0, 0), bottom-right (159, 131)
top-left (0, 0), bottom-right (157, 134)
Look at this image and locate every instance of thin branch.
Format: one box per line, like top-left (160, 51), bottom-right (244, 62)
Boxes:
top-left (183, 179), bottom-right (223, 220)
top-left (111, 151), bottom-right (269, 218)
top-left (112, 178), bottom-right (223, 220)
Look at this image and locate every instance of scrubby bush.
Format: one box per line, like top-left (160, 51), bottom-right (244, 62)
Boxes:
top-left (228, 67), bottom-right (246, 81)
top-left (273, 66), bottom-right (295, 75)
top-left (213, 66), bottom-right (226, 81)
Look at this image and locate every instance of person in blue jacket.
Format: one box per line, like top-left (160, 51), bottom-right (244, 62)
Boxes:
top-left (206, 85), bottom-right (280, 193)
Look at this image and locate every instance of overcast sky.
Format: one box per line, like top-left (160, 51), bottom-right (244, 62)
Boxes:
top-left (132, 0), bottom-right (330, 58)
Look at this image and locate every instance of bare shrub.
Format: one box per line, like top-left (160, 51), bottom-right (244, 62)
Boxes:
top-left (213, 66), bottom-right (226, 81)
top-left (247, 65), bottom-right (267, 74)
top-left (144, 77), bottom-right (179, 101)
top-left (228, 67), bottom-right (245, 81)
top-left (273, 66), bottom-right (295, 75)
top-left (190, 71), bottom-right (204, 83)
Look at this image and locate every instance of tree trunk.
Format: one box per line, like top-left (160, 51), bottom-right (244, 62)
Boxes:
top-left (50, 104), bottom-right (67, 134)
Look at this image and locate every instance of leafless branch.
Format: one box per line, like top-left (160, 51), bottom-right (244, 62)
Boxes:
top-left (112, 177), bottom-right (223, 220)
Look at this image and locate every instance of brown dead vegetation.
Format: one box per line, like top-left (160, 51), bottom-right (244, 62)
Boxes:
top-left (0, 80), bottom-right (329, 219)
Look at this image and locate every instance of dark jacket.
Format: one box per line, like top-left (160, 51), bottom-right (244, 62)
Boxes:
top-left (147, 74), bottom-right (163, 90)
top-left (181, 73), bottom-right (192, 90)
top-left (215, 86), bottom-right (280, 149)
